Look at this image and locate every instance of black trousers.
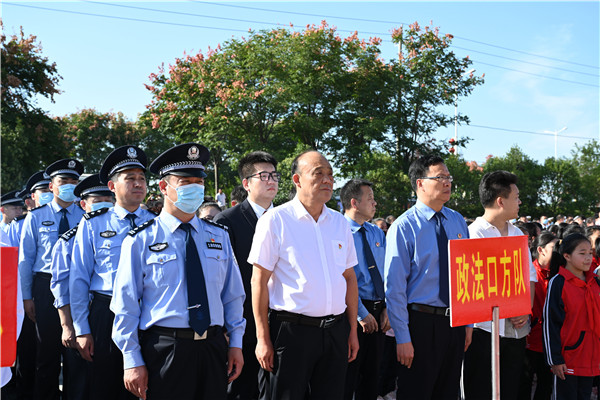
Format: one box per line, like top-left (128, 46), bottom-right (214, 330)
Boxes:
top-left (343, 304), bottom-right (385, 400)
top-left (141, 327), bottom-right (229, 400)
top-left (463, 328), bottom-right (526, 400)
top-left (88, 294), bottom-right (134, 400)
top-left (261, 312), bottom-right (350, 400)
top-left (32, 274), bottom-right (64, 400)
top-left (15, 315), bottom-right (37, 400)
top-left (553, 375), bottom-right (594, 400)
top-left (396, 308), bottom-right (465, 400)
top-left (227, 334), bottom-right (259, 400)
top-left (378, 335), bottom-right (399, 397)
top-left (518, 349), bottom-right (553, 400)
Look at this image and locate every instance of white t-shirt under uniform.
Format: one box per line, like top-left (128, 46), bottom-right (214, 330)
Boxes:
top-left (468, 217), bottom-right (537, 339)
top-left (248, 196), bottom-right (358, 317)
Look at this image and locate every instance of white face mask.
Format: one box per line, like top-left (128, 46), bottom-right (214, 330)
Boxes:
top-left (165, 182), bottom-right (205, 214)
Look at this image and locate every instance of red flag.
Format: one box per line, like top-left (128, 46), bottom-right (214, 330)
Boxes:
top-left (1, 246), bottom-right (18, 367)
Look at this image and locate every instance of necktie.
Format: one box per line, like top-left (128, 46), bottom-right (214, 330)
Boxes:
top-left (59, 209), bottom-right (69, 236)
top-left (359, 226), bottom-right (385, 300)
top-left (125, 213), bottom-right (137, 229)
top-left (434, 212), bottom-right (449, 305)
top-left (179, 223), bottom-right (210, 336)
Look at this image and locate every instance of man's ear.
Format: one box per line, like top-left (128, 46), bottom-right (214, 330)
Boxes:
top-left (292, 173), bottom-right (301, 187)
top-left (350, 198), bottom-right (358, 210)
top-left (158, 179), bottom-right (168, 196)
top-left (107, 179), bottom-right (116, 192)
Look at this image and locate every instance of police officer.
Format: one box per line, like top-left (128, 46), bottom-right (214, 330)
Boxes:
top-left (340, 179), bottom-right (389, 400)
top-left (50, 173), bottom-right (114, 400)
top-left (19, 158), bottom-right (85, 400)
top-left (111, 143), bottom-right (246, 400)
top-left (1, 190), bottom-right (24, 234)
top-left (69, 146), bottom-right (154, 400)
top-left (11, 170), bottom-right (52, 399)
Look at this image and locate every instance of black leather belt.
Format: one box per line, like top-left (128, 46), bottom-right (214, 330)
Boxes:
top-left (35, 272), bottom-right (52, 280)
top-left (271, 310), bottom-right (345, 329)
top-left (362, 299), bottom-right (386, 313)
top-left (92, 291), bottom-right (112, 302)
top-left (409, 303), bottom-right (450, 317)
top-left (146, 325), bottom-right (223, 341)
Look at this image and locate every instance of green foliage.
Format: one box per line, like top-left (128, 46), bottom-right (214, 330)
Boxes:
top-left (444, 154), bottom-right (483, 218)
top-left (1, 27), bottom-right (67, 192)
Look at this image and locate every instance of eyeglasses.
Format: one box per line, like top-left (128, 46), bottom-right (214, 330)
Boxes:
top-left (246, 171), bottom-right (282, 182)
top-left (419, 175), bottom-right (453, 183)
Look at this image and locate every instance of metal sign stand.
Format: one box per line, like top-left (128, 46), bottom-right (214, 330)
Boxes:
top-left (491, 306), bottom-right (500, 400)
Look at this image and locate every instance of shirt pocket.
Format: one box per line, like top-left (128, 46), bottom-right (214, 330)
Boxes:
top-left (39, 226), bottom-right (58, 247)
top-left (330, 239), bottom-right (347, 271)
top-left (202, 248), bottom-right (227, 283)
top-left (145, 252), bottom-right (179, 287)
top-left (96, 240), bottom-right (121, 273)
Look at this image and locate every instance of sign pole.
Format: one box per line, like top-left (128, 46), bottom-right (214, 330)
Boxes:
top-left (491, 306), bottom-right (500, 400)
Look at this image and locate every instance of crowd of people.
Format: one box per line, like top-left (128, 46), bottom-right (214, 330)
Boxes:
top-left (0, 145), bottom-right (599, 400)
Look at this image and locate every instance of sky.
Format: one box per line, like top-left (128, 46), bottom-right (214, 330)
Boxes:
top-left (2, 1), bottom-right (599, 165)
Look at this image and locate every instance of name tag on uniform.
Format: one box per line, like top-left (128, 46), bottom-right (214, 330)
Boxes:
top-left (100, 230), bottom-right (116, 238)
top-left (42, 221), bottom-right (55, 226)
top-left (149, 242), bottom-right (169, 252)
top-left (206, 242), bottom-right (222, 250)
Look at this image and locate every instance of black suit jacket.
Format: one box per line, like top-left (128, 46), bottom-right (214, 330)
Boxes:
top-left (213, 199), bottom-right (259, 340)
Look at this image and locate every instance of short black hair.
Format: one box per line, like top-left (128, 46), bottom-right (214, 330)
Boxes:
top-left (230, 184), bottom-right (247, 204)
top-left (478, 170), bottom-right (518, 208)
top-left (408, 155), bottom-right (445, 192)
top-left (340, 179), bottom-right (372, 211)
top-left (291, 149), bottom-right (318, 177)
top-left (238, 151), bottom-right (278, 181)
top-left (198, 201), bottom-right (221, 214)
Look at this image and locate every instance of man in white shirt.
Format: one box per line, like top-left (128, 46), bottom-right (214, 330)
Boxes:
top-left (216, 188), bottom-right (227, 209)
top-left (249, 150), bottom-right (359, 400)
top-left (463, 170), bottom-right (536, 399)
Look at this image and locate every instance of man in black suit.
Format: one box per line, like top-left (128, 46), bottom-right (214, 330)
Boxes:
top-left (214, 151), bottom-right (280, 400)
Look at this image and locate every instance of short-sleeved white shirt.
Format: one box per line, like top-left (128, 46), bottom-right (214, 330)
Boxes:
top-left (248, 196), bottom-right (358, 317)
top-left (468, 216), bottom-right (537, 338)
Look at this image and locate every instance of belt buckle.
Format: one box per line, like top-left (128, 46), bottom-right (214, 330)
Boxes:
top-left (321, 317), bottom-right (336, 328)
top-left (193, 331), bottom-right (207, 340)
top-left (444, 308), bottom-right (451, 317)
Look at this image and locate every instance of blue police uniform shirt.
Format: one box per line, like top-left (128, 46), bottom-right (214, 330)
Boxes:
top-left (110, 211), bottom-right (246, 369)
top-left (19, 200), bottom-right (85, 299)
top-left (50, 227), bottom-right (78, 309)
top-left (345, 216), bottom-right (386, 321)
top-left (0, 221), bottom-right (9, 235)
top-left (8, 217), bottom-right (25, 247)
top-left (384, 200), bottom-right (469, 344)
top-left (70, 205), bottom-right (155, 336)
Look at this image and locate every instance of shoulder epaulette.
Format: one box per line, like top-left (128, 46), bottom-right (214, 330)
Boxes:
top-left (128, 218), bottom-right (155, 236)
top-left (83, 207), bottom-right (110, 220)
top-left (30, 204), bottom-right (48, 212)
top-left (59, 226), bottom-right (78, 241)
top-left (203, 218), bottom-right (229, 231)
top-left (13, 214), bottom-right (27, 223)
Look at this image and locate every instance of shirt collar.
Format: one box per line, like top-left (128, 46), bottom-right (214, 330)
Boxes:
top-left (474, 216), bottom-right (519, 234)
top-left (415, 199), bottom-right (446, 221)
top-left (344, 215), bottom-right (363, 233)
top-left (291, 196), bottom-right (329, 222)
top-left (247, 198), bottom-right (272, 220)
top-left (113, 204), bottom-right (142, 219)
top-left (50, 199), bottom-right (76, 214)
top-left (159, 211), bottom-right (201, 234)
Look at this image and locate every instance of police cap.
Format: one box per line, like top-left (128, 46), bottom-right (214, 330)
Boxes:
top-left (149, 143), bottom-right (209, 179)
top-left (25, 171), bottom-right (51, 193)
top-left (45, 159), bottom-right (84, 179)
top-left (74, 174), bottom-right (113, 199)
top-left (99, 145), bottom-right (148, 184)
top-left (1, 190), bottom-right (25, 207)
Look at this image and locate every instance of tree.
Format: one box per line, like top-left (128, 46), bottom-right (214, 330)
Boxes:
top-left (483, 146), bottom-right (544, 218)
top-left (570, 140), bottom-right (600, 215)
top-left (1, 27), bottom-right (67, 191)
top-left (539, 158), bottom-right (583, 216)
top-left (444, 154), bottom-right (483, 218)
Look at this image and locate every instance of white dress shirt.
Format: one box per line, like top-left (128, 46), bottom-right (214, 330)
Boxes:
top-left (468, 216), bottom-right (537, 339)
top-left (248, 196), bottom-right (358, 317)
top-left (247, 198), bottom-right (273, 220)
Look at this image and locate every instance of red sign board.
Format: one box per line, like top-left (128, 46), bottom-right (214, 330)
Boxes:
top-left (1, 246), bottom-right (18, 367)
top-left (449, 236), bottom-right (531, 327)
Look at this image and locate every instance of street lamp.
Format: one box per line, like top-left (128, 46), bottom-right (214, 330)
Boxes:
top-left (454, 69), bottom-right (475, 155)
top-left (543, 126), bottom-right (567, 159)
